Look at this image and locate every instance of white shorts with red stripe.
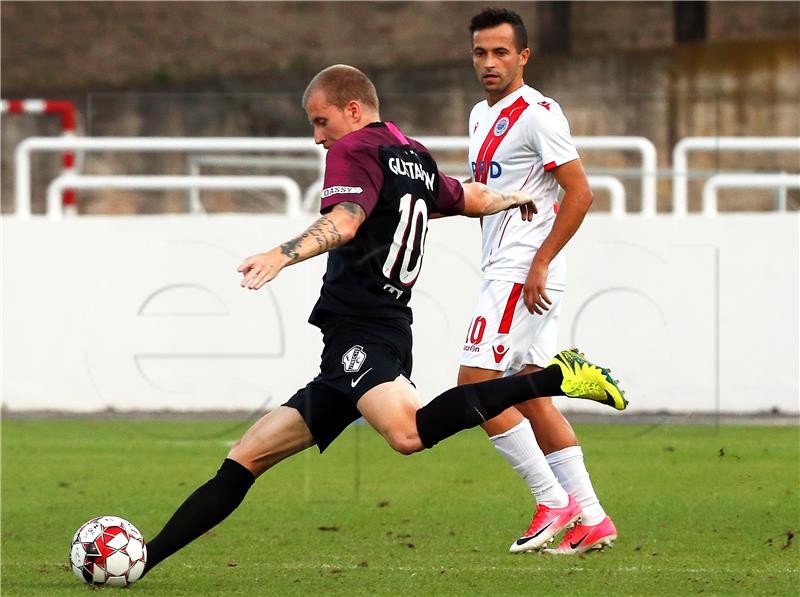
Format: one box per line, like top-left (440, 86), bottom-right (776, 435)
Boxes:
top-left (459, 279), bottom-right (563, 373)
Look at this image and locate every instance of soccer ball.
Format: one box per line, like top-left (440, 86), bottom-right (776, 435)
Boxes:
top-left (69, 515), bottom-right (147, 587)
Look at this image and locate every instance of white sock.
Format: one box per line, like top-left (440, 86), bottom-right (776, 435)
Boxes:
top-left (490, 420), bottom-right (569, 508)
top-left (546, 445), bottom-right (606, 525)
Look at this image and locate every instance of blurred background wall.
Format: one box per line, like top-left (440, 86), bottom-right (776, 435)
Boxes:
top-left (2, 1), bottom-right (799, 214)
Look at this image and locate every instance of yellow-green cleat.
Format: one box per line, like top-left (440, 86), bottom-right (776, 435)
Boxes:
top-left (548, 349), bottom-right (628, 410)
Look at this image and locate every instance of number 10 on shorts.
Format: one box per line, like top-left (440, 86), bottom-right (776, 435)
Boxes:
top-left (466, 316), bottom-right (487, 345)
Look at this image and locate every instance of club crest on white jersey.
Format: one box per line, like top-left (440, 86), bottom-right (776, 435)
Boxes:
top-left (342, 345), bottom-right (367, 373)
top-left (494, 116), bottom-right (510, 136)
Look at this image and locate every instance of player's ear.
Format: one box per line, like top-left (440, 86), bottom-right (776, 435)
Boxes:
top-left (345, 100), bottom-right (361, 122)
top-left (519, 47), bottom-right (531, 66)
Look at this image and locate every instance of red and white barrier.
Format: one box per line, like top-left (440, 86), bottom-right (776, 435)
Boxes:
top-left (1, 98), bottom-right (78, 214)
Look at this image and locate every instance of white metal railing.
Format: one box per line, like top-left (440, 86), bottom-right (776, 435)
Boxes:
top-left (418, 136), bottom-right (656, 215)
top-left (187, 155), bottom-right (325, 213)
top-left (672, 137), bottom-right (800, 216)
top-left (702, 173), bottom-right (800, 216)
top-left (302, 180), bottom-right (325, 212)
top-left (20, 135), bottom-right (800, 218)
top-left (575, 136), bottom-right (657, 216)
top-left (14, 137), bottom-right (321, 218)
top-left (185, 136), bottom-right (653, 215)
top-left (587, 175), bottom-right (626, 217)
top-left (46, 175), bottom-right (303, 219)
top-left (15, 135), bottom-right (656, 218)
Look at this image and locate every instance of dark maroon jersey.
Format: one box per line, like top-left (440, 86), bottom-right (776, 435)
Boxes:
top-left (308, 121), bottom-right (465, 327)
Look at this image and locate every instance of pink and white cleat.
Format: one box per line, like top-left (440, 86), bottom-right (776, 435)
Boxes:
top-left (543, 516), bottom-right (617, 554)
top-left (509, 495), bottom-right (582, 553)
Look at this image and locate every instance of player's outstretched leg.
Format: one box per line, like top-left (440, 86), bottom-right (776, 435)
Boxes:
top-left (144, 458), bottom-right (255, 573)
top-left (143, 407), bottom-right (314, 575)
top-left (416, 349), bottom-right (627, 449)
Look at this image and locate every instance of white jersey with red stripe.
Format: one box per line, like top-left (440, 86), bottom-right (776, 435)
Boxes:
top-left (468, 84), bottom-right (579, 290)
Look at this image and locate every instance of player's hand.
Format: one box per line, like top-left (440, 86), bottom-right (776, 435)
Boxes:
top-left (511, 191), bottom-right (537, 221)
top-left (237, 250), bottom-right (286, 290)
top-left (523, 260), bottom-right (551, 315)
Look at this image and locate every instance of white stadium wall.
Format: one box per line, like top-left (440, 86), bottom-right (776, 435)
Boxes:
top-left (2, 213), bottom-right (798, 414)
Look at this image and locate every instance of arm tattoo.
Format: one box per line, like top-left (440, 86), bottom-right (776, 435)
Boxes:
top-left (336, 201), bottom-right (366, 218)
top-left (278, 202), bottom-right (363, 264)
top-left (280, 237), bottom-right (302, 261)
top-left (280, 216), bottom-right (344, 264)
top-left (307, 217), bottom-right (343, 254)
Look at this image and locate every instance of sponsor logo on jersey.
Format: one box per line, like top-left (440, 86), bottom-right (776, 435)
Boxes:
top-left (322, 185), bottom-right (363, 198)
top-left (342, 345), bottom-right (367, 373)
top-left (492, 344), bottom-right (509, 363)
top-left (473, 121), bottom-right (480, 134)
top-left (463, 344), bottom-right (480, 353)
top-left (494, 116), bottom-right (510, 136)
top-left (538, 101), bottom-right (551, 111)
top-left (471, 160), bottom-right (502, 180)
top-left (388, 157), bottom-right (435, 191)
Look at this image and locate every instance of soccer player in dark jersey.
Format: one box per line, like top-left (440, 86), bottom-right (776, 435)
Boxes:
top-left (141, 65), bottom-right (626, 576)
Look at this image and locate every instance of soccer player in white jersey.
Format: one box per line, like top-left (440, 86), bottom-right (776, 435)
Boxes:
top-left (458, 8), bottom-right (618, 554)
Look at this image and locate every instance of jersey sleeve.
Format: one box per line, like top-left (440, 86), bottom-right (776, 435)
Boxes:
top-left (530, 104), bottom-right (580, 173)
top-left (319, 141), bottom-right (384, 216)
top-left (435, 172), bottom-right (465, 215)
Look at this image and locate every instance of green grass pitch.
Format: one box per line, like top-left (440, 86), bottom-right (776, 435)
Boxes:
top-left (2, 419), bottom-right (798, 596)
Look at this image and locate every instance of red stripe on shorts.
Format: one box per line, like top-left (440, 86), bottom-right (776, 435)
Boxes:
top-left (498, 283), bottom-right (524, 334)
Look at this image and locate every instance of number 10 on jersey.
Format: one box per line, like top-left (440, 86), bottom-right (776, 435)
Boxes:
top-left (382, 193), bottom-right (429, 286)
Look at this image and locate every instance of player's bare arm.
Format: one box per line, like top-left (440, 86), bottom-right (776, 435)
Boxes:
top-left (460, 182), bottom-right (537, 220)
top-left (523, 159), bottom-right (593, 314)
top-left (238, 201), bottom-right (366, 290)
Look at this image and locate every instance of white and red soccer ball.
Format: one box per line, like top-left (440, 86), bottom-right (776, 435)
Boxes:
top-left (70, 516), bottom-right (147, 587)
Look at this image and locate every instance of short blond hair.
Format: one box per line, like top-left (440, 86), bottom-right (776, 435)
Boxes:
top-left (302, 64), bottom-right (379, 111)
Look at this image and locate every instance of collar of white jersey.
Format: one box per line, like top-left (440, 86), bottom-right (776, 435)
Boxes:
top-left (486, 84), bottom-right (531, 112)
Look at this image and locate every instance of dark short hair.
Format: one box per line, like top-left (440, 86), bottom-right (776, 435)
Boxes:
top-left (302, 64), bottom-right (380, 112)
top-left (469, 7), bottom-right (528, 52)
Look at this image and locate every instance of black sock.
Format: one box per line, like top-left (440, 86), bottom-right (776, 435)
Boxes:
top-left (416, 364), bottom-right (563, 448)
top-left (144, 458), bottom-right (255, 573)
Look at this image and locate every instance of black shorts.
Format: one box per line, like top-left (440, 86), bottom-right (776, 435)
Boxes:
top-left (284, 317), bottom-right (413, 452)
